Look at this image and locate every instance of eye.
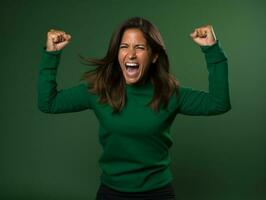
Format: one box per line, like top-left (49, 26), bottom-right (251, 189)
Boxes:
top-left (136, 46), bottom-right (145, 50)
top-left (119, 44), bottom-right (127, 49)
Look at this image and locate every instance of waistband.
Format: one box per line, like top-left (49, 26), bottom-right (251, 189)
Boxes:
top-left (96, 182), bottom-right (176, 199)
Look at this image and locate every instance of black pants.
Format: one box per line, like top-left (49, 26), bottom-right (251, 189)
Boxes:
top-left (96, 182), bottom-right (176, 200)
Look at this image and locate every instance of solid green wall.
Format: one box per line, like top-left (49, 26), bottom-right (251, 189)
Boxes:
top-left (0, 0), bottom-right (265, 199)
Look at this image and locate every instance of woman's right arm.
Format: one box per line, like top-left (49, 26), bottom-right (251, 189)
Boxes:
top-left (37, 29), bottom-right (92, 114)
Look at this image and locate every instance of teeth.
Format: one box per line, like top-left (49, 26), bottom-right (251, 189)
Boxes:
top-left (125, 62), bottom-right (139, 67)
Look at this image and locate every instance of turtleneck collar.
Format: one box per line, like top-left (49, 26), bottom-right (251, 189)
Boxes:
top-left (125, 79), bottom-right (153, 94)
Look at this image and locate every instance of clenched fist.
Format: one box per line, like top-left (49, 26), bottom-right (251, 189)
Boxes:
top-left (190, 25), bottom-right (217, 46)
top-left (46, 29), bottom-right (71, 52)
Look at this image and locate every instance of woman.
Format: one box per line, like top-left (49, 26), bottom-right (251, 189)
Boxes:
top-left (38, 17), bottom-right (231, 199)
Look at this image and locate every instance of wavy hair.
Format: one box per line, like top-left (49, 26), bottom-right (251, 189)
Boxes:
top-left (79, 17), bottom-right (179, 113)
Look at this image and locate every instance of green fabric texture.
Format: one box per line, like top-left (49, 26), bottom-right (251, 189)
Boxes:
top-left (37, 41), bottom-right (231, 192)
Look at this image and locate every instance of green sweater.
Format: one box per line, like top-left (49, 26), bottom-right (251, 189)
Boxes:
top-left (38, 41), bottom-right (231, 192)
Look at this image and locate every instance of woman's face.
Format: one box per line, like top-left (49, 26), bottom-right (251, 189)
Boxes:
top-left (118, 28), bottom-right (157, 85)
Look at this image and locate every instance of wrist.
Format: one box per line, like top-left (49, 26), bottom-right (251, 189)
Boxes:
top-left (45, 46), bottom-right (62, 54)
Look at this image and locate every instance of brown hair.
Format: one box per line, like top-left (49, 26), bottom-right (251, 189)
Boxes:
top-left (79, 17), bottom-right (179, 113)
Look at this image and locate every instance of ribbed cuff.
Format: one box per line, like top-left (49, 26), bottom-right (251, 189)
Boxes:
top-left (40, 46), bottom-right (62, 69)
top-left (200, 40), bottom-right (227, 64)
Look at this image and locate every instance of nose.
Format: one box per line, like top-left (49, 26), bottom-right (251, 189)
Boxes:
top-left (127, 48), bottom-right (136, 59)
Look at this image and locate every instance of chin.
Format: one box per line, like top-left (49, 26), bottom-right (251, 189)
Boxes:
top-left (125, 79), bottom-right (140, 85)
top-left (123, 71), bottom-right (143, 85)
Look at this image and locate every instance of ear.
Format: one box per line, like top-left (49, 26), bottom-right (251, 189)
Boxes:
top-left (152, 54), bottom-right (158, 64)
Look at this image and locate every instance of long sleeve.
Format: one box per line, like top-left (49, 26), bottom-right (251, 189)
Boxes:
top-left (37, 47), bottom-right (92, 114)
top-left (177, 41), bottom-right (231, 116)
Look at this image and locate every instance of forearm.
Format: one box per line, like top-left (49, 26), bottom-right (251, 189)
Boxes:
top-left (38, 48), bottom-right (61, 113)
top-left (202, 40), bottom-right (231, 111)
top-left (37, 48), bottom-right (91, 114)
top-left (178, 41), bottom-right (231, 115)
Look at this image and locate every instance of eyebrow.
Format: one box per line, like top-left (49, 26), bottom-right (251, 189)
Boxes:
top-left (120, 43), bottom-right (147, 46)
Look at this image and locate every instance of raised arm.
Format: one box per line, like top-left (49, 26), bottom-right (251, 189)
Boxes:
top-left (37, 29), bottom-right (92, 114)
top-left (177, 25), bottom-right (231, 116)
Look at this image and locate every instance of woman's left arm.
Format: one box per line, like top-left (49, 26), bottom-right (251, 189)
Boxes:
top-left (177, 25), bottom-right (231, 115)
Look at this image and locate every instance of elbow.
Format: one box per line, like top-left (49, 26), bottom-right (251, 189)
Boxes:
top-left (209, 102), bottom-right (232, 115)
top-left (38, 104), bottom-right (51, 113)
top-left (207, 94), bottom-right (232, 115)
top-left (38, 100), bottom-right (53, 113)
top-left (219, 103), bottom-right (232, 114)
top-left (38, 100), bottom-right (62, 114)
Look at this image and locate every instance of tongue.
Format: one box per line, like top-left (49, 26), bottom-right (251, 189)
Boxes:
top-left (126, 67), bottom-right (139, 77)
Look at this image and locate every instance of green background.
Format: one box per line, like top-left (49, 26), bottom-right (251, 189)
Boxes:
top-left (1, 0), bottom-right (265, 199)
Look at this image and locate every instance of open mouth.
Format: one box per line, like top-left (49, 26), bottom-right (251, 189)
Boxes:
top-left (125, 62), bottom-right (140, 77)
